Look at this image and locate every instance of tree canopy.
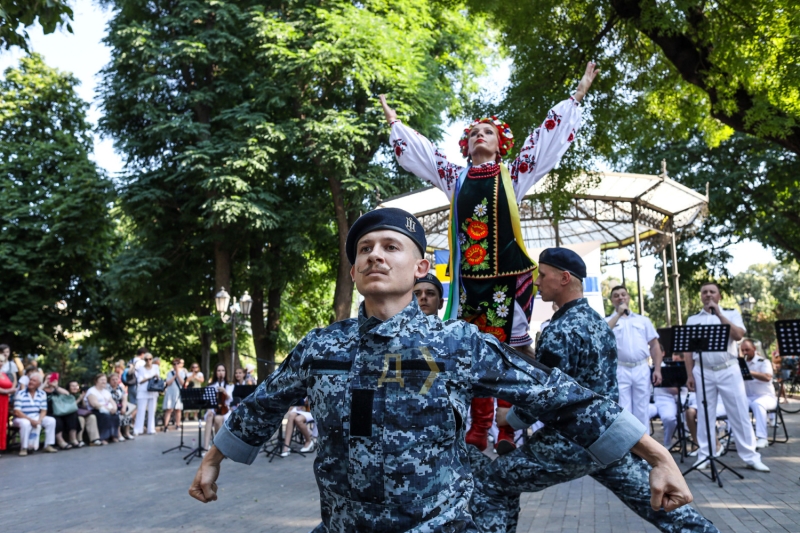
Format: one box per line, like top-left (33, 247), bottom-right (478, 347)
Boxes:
top-left (0, 0), bottom-right (74, 50)
top-left (0, 53), bottom-right (113, 353)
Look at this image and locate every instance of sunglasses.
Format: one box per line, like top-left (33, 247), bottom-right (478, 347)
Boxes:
top-left (145, 358), bottom-right (153, 361)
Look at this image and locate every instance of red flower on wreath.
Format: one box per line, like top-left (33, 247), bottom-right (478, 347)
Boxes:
top-left (518, 161), bottom-right (529, 174)
top-left (544, 119), bottom-right (556, 131)
top-left (465, 244), bottom-right (487, 266)
top-left (466, 220), bottom-right (489, 240)
top-left (483, 326), bottom-right (507, 343)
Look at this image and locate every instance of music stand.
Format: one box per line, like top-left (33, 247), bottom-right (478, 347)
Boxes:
top-left (162, 388), bottom-right (194, 455)
top-left (232, 385), bottom-right (257, 408)
top-left (653, 362), bottom-right (691, 462)
top-left (673, 324), bottom-right (743, 487)
top-left (182, 387), bottom-right (217, 465)
top-left (737, 358), bottom-right (754, 381)
top-left (776, 320), bottom-right (800, 356)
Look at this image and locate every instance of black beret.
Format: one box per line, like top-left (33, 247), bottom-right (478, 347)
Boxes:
top-left (346, 208), bottom-right (426, 265)
top-left (415, 273), bottom-right (443, 298)
top-left (538, 247), bottom-right (586, 280)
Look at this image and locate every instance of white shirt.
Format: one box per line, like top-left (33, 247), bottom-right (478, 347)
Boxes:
top-left (744, 356), bottom-right (776, 399)
top-left (685, 308), bottom-right (745, 366)
top-left (604, 312), bottom-right (658, 363)
top-left (135, 365), bottom-right (160, 396)
top-left (85, 386), bottom-right (115, 410)
top-left (134, 357), bottom-right (145, 370)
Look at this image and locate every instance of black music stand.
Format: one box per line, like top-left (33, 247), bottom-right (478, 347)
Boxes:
top-left (162, 388), bottom-right (193, 455)
top-left (231, 385), bottom-right (257, 409)
top-left (673, 324), bottom-right (743, 486)
top-left (654, 362), bottom-right (691, 462)
top-left (182, 387), bottom-right (217, 465)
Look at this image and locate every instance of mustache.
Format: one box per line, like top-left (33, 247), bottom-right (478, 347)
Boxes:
top-left (357, 264), bottom-right (391, 275)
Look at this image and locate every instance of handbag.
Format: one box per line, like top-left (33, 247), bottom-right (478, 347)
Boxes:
top-left (147, 376), bottom-right (166, 393)
top-left (51, 393), bottom-right (78, 416)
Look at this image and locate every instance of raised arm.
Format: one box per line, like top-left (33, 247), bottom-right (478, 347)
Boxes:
top-left (380, 95), bottom-right (464, 200)
top-left (510, 62), bottom-right (599, 198)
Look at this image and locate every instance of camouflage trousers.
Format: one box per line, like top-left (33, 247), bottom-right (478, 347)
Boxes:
top-left (470, 428), bottom-right (719, 533)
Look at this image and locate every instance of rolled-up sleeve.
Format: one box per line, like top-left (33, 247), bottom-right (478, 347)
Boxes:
top-left (471, 333), bottom-right (639, 466)
top-left (215, 336), bottom-right (310, 463)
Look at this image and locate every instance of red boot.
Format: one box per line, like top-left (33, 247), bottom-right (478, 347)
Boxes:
top-left (495, 399), bottom-right (516, 455)
top-left (465, 397), bottom-right (495, 451)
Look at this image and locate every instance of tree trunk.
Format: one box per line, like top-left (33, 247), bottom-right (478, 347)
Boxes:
top-left (250, 243), bottom-right (281, 382)
top-left (200, 328), bottom-right (212, 378)
top-left (328, 176), bottom-right (355, 321)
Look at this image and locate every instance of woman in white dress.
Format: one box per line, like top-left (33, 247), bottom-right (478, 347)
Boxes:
top-left (162, 358), bottom-right (186, 432)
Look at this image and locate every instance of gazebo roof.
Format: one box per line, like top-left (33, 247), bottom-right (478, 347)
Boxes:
top-left (379, 169), bottom-right (708, 254)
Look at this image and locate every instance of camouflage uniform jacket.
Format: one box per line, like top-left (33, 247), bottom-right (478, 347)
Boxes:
top-left (506, 297), bottom-right (620, 429)
top-left (214, 298), bottom-right (644, 532)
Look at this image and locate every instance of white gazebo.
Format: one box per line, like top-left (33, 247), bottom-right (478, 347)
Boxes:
top-left (379, 162), bottom-right (708, 325)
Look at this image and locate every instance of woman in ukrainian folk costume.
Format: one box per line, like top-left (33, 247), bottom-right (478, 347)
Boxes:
top-left (379, 62), bottom-right (599, 453)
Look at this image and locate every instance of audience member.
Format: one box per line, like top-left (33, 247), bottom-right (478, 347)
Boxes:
top-left (68, 380), bottom-right (96, 446)
top-left (186, 363), bottom-right (205, 388)
top-left (109, 372), bottom-right (135, 440)
top-left (162, 358), bottom-right (186, 432)
top-left (244, 363), bottom-right (257, 384)
top-left (125, 347), bottom-right (148, 403)
top-left (13, 373), bottom-right (57, 456)
top-left (684, 281), bottom-right (768, 472)
top-left (42, 373), bottom-right (82, 449)
top-left (606, 285), bottom-right (662, 428)
top-left (233, 367), bottom-right (255, 386)
top-left (85, 374), bottom-right (120, 444)
top-left (742, 339), bottom-right (777, 449)
top-left (0, 344), bottom-right (18, 390)
top-left (18, 365), bottom-right (42, 391)
top-left (203, 363), bottom-right (234, 451)
top-left (281, 400), bottom-right (316, 457)
top-left (134, 353), bottom-right (160, 436)
top-left (0, 349), bottom-right (14, 453)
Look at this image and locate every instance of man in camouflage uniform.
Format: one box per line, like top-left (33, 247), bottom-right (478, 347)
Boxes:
top-left (189, 209), bottom-right (693, 532)
top-left (471, 248), bottom-right (718, 533)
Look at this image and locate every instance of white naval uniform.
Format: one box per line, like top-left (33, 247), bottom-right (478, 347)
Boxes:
top-left (686, 308), bottom-right (761, 464)
top-left (745, 356), bottom-right (777, 440)
top-left (605, 312), bottom-right (658, 428)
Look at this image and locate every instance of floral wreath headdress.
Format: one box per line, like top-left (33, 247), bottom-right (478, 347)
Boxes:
top-left (458, 116), bottom-right (514, 159)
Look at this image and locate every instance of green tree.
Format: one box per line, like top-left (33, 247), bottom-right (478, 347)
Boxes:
top-left (99, 0), bottom-right (491, 378)
top-left (247, 0), bottom-right (491, 321)
top-left (469, 0), bottom-right (799, 261)
top-left (0, 54), bottom-right (114, 354)
top-left (0, 0), bottom-right (73, 50)
top-left (730, 262), bottom-right (800, 350)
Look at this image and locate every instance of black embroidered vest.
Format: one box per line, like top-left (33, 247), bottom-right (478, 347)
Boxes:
top-left (455, 164), bottom-right (534, 279)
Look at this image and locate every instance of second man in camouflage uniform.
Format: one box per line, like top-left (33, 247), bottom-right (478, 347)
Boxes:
top-left (471, 248), bottom-right (718, 533)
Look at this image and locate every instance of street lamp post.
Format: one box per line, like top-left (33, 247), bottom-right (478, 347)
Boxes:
top-left (215, 288), bottom-right (253, 374)
top-left (738, 295), bottom-right (756, 334)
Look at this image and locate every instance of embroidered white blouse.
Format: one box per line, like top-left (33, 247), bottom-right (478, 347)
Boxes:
top-left (389, 97), bottom-right (582, 203)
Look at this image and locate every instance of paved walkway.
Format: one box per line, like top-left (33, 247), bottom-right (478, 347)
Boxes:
top-left (2, 404), bottom-right (800, 532)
